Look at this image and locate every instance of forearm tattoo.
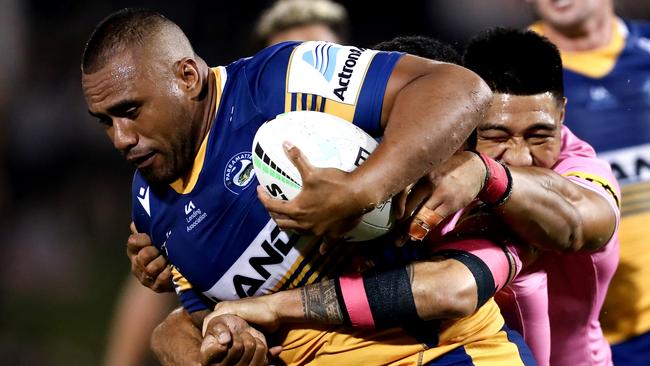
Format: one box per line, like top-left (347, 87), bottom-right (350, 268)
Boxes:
top-left (300, 279), bottom-right (344, 325)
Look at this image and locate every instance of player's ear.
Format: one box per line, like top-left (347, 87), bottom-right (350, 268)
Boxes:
top-left (175, 57), bottom-right (202, 99)
top-left (558, 97), bottom-right (567, 125)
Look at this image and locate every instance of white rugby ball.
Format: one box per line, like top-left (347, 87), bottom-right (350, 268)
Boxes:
top-left (252, 110), bottom-right (393, 242)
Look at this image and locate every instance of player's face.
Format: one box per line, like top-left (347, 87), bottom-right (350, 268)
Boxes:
top-left (82, 51), bottom-right (199, 185)
top-left (530, 0), bottom-right (609, 29)
top-left (475, 92), bottom-right (565, 169)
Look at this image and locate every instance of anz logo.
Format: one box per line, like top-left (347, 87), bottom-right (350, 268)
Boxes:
top-left (232, 224), bottom-right (298, 298)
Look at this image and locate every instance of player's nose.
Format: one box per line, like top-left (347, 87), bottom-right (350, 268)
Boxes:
top-left (501, 140), bottom-right (533, 167)
top-left (112, 118), bottom-right (138, 153)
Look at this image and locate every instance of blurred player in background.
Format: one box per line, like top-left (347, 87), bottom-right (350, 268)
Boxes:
top-left (102, 1), bottom-right (350, 365)
top-left (529, 0), bottom-right (650, 364)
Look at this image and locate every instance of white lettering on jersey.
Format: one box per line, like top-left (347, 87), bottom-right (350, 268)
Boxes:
top-left (204, 219), bottom-right (308, 301)
top-left (137, 186), bottom-right (151, 216)
top-left (598, 143), bottom-right (650, 184)
top-left (287, 41), bottom-right (377, 105)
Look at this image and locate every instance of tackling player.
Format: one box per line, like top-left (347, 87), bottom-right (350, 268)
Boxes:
top-left (528, 0), bottom-right (650, 364)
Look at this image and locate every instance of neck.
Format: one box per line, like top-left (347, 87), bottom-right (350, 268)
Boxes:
top-left (197, 66), bottom-right (217, 144)
top-left (542, 11), bottom-right (615, 51)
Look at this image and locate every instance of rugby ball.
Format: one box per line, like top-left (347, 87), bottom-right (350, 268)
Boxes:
top-left (252, 110), bottom-right (393, 241)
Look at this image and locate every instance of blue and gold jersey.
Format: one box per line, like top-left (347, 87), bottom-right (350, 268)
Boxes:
top-left (131, 41), bottom-right (402, 312)
top-left (533, 19), bottom-right (650, 343)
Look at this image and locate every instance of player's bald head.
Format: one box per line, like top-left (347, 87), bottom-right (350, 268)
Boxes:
top-left (81, 8), bottom-right (195, 74)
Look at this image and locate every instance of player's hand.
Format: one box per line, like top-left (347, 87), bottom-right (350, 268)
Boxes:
top-left (257, 142), bottom-right (365, 244)
top-left (400, 151), bottom-right (487, 242)
top-left (207, 297), bottom-right (282, 334)
top-left (201, 313), bottom-right (282, 366)
top-left (126, 222), bottom-right (174, 292)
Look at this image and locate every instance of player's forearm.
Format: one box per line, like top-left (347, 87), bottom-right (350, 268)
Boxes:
top-left (352, 60), bottom-right (492, 207)
top-left (497, 167), bottom-right (615, 251)
top-left (269, 259), bottom-right (478, 327)
top-left (151, 308), bottom-right (205, 366)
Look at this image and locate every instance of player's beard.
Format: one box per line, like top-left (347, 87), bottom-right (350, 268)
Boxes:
top-left (139, 129), bottom-right (196, 186)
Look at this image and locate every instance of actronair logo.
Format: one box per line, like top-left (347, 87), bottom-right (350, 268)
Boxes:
top-left (333, 47), bottom-right (363, 101)
top-left (301, 43), bottom-right (341, 82)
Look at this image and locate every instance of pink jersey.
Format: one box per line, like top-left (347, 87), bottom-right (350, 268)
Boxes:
top-left (542, 126), bottom-right (621, 366)
top-left (434, 126), bottom-right (620, 366)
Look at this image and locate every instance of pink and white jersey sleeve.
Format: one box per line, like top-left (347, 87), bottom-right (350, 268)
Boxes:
top-left (543, 125), bottom-right (621, 366)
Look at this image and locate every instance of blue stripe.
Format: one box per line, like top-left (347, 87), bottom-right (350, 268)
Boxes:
top-left (611, 330), bottom-right (650, 366)
top-left (290, 93), bottom-right (297, 111)
top-left (301, 93), bottom-right (308, 110)
top-left (352, 51), bottom-right (403, 136)
top-left (502, 325), bottom-right (537, 365)
top-left (310, 94), bottom-right (318, 111)
top-left (426, 346), bottom-right (474, 365)
top-left (319, 44), bottom-right (327, 74)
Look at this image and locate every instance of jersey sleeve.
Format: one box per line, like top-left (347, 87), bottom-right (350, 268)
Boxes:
top-left (131, 172), bottom-right (152, 234)
top-left (246, 41), bottom-right (403, 136)
top-left (172, 266), bottom-right (213, 313)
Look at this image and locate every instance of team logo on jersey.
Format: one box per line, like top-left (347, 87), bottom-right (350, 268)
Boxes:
top-left (224, 152), bottom-right (256, 194)
top-left (301, 43), bottom-right (340, 82)
top-left (137, 186), bottom-right (151, 216)
top-left (288, 41), bottom-right (377, 105)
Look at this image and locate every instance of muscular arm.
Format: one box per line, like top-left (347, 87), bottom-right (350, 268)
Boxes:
top-left (497, 166), bottom-right (616, 252)
top-left (356, 56), bottom-right (492, 207)
top-left (260, 56), bottom-right (492, 240)
top-left (211, 257), bottom-right (480, 331)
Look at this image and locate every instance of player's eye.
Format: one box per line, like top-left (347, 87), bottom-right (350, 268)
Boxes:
top-left (97, 116), bottom-right (113, 127)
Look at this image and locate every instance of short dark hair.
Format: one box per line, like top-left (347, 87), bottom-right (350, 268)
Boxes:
top-left (82, 8), bottom-right (175, 74)
top-left (463, 28), bottom-right (564, 100)
top-left (373, 35), bottom-right (461, 65)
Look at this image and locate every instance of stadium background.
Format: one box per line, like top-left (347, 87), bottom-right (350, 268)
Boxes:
top-left (0, 0), bottom-right (648, 364)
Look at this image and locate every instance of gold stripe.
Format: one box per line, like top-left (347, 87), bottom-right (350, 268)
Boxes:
top-left (169, 68), bottom-right (222, 194)
top-left (305, 93), bottom-right (313, 111)
top-left (463, 329), bottom-right (526, 366)
top-left (171, 266), bottom-right (192, 291)
top-left (324, 99), bottom-right (355, 122)
top-left (315, 95), bottom-right (323, 111)
top-left (530, 19), bottom-right (625, 78)
top-left (563, 171), bottom-right (621, 208)
top-left (270, 237), bottom-right (320, 292)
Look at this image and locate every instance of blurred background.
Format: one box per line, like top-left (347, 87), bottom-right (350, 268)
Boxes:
top-left (1, 0), bottom-right (649, 365)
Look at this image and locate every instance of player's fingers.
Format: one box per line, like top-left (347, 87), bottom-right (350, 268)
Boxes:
top-left (129, 221), bottom-right (138, 234)
top-left (249, 337), bottom-right (269, 366)
top-left (233, 332), bottom-right (257, 366)
top-left (283, 141), bottom-right (313, 181)
top-left (126, 233), bottom-right (153, 255)
top-left (268, 345), bottom-right (283, 358)
top-left (136, 245), bottom-right (161, 266)
top-left (271, 217), bottom-right (305, 232)
top-left (199, 333), bottom-right (228, 366)
top-left (408, 205), bottom-right (446, 241)
top-left (218, 332), bottom-right (244, 366)
top-left (145, 255), bottom-right (168, 277)
top-left (257, 186), bottom-right (294, 216)
top-left (151, 266), bottom-right (174, 293)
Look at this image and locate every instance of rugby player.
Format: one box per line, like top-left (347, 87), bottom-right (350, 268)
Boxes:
top-left (529, 1), bottom-right (650, 364)
top-left (104, 2), bottom-right (352, 364)
top-left (81, 8), bottom-right (514, 366)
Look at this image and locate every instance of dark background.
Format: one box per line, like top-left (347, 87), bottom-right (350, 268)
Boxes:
top-left (0, 0), bottom-right (648, 364)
